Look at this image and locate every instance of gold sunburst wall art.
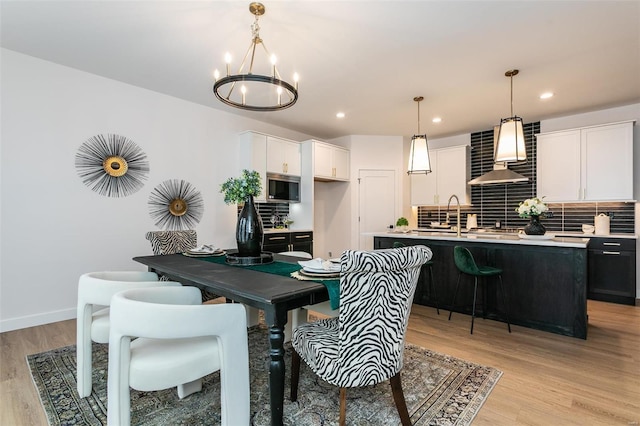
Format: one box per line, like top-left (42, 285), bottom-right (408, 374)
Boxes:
top-left (148, 179), bottom-right (204, 230)
top-left (75, 134), bottom-right (150, 197)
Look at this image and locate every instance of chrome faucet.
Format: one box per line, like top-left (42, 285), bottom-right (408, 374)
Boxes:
top-left (447, 194), bottom-right (461, 238)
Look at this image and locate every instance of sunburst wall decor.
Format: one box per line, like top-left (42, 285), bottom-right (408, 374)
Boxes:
top-left (148, 179), bottom-right (204, 230)
top-left (75, 134), bottom-right (150, 197)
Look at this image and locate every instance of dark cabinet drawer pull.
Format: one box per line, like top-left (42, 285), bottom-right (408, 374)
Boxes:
top-left (602, 251), bottom-right (620, 255)
top-left (603, 242), bottom-right (621, 246)
top-left (295, 234), bottom-right (311, 239)
top-left (268, 236), bottom-right (287, 241)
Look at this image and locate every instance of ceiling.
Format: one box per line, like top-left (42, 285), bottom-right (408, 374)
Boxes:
top-left (2, 1), bottom-right (639, 140)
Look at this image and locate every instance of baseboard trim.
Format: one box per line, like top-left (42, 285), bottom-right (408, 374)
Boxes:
top-left (0, 308), bottom-right (76, 333)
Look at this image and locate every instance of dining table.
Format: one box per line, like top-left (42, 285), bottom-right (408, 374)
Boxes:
top-left (132, 251), bottom-right (336, 426)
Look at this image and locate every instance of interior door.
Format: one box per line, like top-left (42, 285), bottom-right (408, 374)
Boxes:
top-left (358, 169), bottom-right (396, 250)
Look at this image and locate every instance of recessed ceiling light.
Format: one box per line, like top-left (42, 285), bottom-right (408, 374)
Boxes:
top-left (540, 92), bottom-right (554, 100)
top-left (336, 112), bottom-right (345, 118)
top-left (432, 117), bottom-right (442, 123)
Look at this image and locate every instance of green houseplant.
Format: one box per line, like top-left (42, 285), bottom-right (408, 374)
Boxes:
top-left (396, 217), bottom-right (409, 231)
top-left (220, 169), bottom-right (264, 256)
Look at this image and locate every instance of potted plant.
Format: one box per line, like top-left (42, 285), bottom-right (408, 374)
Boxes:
top-left (396, 217), bottom-right (409, 232)
top-left (220, 169), bottom-right (263, 256)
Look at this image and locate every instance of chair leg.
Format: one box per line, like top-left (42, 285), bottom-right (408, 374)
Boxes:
top-left (498, 275), bottom-right (512, 333)
top-left (448, 272), bottom-right (462, 321)
top-left (390, 372), bottom-right (412, 426)
top-left (428, 265), bottom-right (439, 315)
top-left (290, 349), bottom-right (301, 402)
top-left (471, 277), bottom-right (479, 334)
top-left (339, 387), bottom-right (347, 426)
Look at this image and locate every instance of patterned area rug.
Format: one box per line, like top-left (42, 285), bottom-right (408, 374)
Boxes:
top-left (27, 326), bottom-right (501, 425)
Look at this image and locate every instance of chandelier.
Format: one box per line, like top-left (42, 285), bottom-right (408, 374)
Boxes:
top-left (213, 2), bottom-right (299, 112)
top-left (407, 96), bottom-right (432, 174)
top-left (495, 69), bottom-right (526, 163)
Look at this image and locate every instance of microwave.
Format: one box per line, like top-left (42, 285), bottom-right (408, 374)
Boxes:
top-left (266, 173), bottom-right (300, 203)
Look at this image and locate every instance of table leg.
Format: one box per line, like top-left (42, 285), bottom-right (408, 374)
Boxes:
top-left (265, 307), bottom-right (287, 426)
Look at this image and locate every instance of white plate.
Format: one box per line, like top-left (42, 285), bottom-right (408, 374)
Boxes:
top-left (303, 266), bottom-right (340, 274)
top-left (298, 269), bottom-right (340, 278)
top-left (298, 259), bottom-right (340, 272)
top-left (518, 233), bottom-right (555, 240)
top-left (329, 258), bottom-right (341, 264)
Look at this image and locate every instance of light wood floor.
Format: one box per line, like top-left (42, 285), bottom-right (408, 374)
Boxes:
top-left (1, 300), bottom-right (638, 425)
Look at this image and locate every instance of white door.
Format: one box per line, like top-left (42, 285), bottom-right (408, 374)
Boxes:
top-left (358, 169), bottom-right (396, 250)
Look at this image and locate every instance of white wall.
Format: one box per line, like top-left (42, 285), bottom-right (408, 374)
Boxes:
top-left (0, 49), bottom-right (314, 331)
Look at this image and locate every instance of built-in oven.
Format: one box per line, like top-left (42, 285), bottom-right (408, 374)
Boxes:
top-left (266, 173), bottom-right (300, 203)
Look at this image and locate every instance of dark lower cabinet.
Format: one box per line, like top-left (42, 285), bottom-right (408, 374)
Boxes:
top-left (263, 231), bottom-right (313, 256)
top-left (375, 236), bottom-right (588, 339)
top-left (588, 237), bottom-right (636, 305)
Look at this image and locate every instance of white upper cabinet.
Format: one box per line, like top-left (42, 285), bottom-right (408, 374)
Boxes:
top-left (410, 145), bottom-right (470, 206)
top-left (266, 136), bottom-right (301, 176)
top-left (536, 121), bottom-right (634, 202)
top-left (238, 131), bottom-right (268, 202)
top-left (313, 141), bottom-right (350, 181)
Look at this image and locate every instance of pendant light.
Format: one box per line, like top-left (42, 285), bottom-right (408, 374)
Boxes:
top-left (407, 96), bottom-right (432, 174)
top-left (213, 2), bottom-right (299, 112)
top-left (495, 69), bottom-right (526, 164)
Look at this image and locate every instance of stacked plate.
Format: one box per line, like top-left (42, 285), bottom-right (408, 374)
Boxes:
top-left (183, 245), bottom-right (225, 257)
top-left (297, 258), bottom-right (341, 278)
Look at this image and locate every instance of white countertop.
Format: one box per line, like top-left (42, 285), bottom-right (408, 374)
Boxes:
top-left (372, 231), bottom-right (591, 248)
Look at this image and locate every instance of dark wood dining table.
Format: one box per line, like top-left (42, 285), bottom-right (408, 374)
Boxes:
top-left (133, 252), bottom-right (330, 426)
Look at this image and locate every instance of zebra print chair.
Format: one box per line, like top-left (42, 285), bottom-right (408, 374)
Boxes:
top-left (145, 230), bottom-right (198, 256)
top-left (145, 230), bottom-right (219, 302)
top-left (290, 245), bottom-right (433, 426)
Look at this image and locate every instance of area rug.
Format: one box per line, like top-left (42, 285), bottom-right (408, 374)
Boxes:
top-left (27, 326), bottom-right (502, 425)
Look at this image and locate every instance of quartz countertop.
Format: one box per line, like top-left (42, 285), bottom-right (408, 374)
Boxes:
top-left (370, 231), bottom-right (590, 248)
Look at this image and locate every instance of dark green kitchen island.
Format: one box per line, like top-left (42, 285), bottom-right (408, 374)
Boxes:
top-left (374, 232), bottom-right (589, 339)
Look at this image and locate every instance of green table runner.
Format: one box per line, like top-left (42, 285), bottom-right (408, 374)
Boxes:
top-left (192, 254), bottom-right (340, 309)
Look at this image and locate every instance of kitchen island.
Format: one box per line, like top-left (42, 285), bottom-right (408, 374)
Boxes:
top-left (373, 231), bottom-right (590, 339)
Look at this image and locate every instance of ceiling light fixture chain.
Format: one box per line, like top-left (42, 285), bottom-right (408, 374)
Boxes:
top-left (213, 2), bottom-right (299, 112)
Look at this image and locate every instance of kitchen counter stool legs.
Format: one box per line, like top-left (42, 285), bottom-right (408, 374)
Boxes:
top-left (449, 246), bottom-right (511, 334)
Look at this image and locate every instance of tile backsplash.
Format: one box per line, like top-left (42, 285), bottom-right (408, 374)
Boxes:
top-left (417, 121), bottom-right (636, 234)
top-left (238, 202), bottom-right (290, 229)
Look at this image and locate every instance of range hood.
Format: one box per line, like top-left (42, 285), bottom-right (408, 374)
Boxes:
top-left (468, 162), bottom-right (528, 186)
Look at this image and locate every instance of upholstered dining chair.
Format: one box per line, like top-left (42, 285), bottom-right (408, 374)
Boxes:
top-left (76, 271), bottom-right (181, 398)
top-left (290, 245), bottom-right (433, 426)
top-left (145, 229), bottom-right (220, 303)
top-left (107, 286), bottom-right (250, 426)
top-left (145, 229), bottom-right (198, 256)
top-left (278, 251), bottom-right (338, 342)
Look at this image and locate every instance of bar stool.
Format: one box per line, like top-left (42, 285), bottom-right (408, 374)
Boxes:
top-left (393, 242), bottom-right (439, 314)
top-left (449, 246), bottom-right (511, 334)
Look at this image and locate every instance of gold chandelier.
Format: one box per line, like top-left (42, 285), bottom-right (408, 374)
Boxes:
top-left (213, 2), bottom-right (299, 112)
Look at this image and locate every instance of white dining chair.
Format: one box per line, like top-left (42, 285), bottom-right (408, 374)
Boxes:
top-left (107, 286), bottom-right (250, 426)
top-left (76, 271), bottom-right (181, 397)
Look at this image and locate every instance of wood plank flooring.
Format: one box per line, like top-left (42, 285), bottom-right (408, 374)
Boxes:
top-left (1, 300), bottom-right (638, 425)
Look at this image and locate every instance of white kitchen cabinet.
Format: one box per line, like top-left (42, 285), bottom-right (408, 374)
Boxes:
top-left (313, 141), bottom-right (350, 181)
top-left (238, 131), bottom-right (268, 202)
top-left (266, 136), bottom-right (301, 176)
top-left (410, 145), bottom-right (469, 206)
top-left (536, 121), bottom-right (634, 202)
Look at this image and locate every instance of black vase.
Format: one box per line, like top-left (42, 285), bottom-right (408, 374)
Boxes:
top-left (236, 195), bottom-right (264, 257)
top-left (524, 215), bottom-right (546, 235)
